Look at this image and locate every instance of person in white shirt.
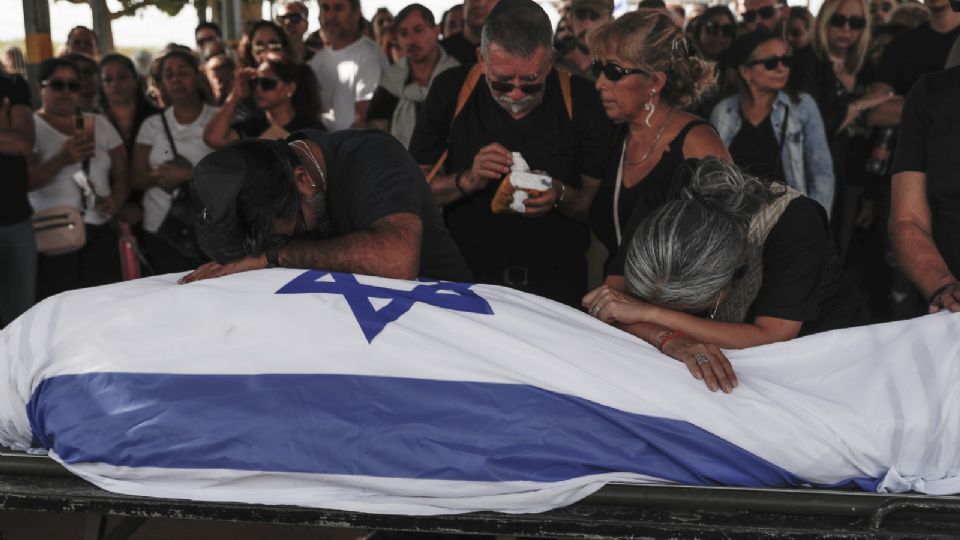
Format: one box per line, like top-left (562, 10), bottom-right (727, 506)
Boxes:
top-left (309, 0), bottom-right (389, 131)
top-left (28, 58), bottom-right (129, 299)
top-left (131, 46), bottom-right (219, 274)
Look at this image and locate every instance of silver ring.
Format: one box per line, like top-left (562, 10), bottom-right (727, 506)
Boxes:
top-left (695, 353), bottom-right (709, 365)
top-left (589, 304), bottom-right (601, 316)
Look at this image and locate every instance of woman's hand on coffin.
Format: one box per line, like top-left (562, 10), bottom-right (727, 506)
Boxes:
top-left (661, 336), bottom-right (738, 394)
top-left (582, 285), bottom-right (654, 325)
top-left (467, 143), bottom-right (512, 191)
top-left (179, 255), bottom-right (268, 284)
top-left (151, 160), bottom-right (192, 192)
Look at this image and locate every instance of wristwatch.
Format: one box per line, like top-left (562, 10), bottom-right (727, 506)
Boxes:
top-left (264, 242), bottom-right (284, 268)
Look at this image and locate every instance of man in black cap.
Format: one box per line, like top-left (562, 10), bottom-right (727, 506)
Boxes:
top-left (409, 0), bottom-right (612, 307)
top-left (179, 130), bottom-right (472, 284)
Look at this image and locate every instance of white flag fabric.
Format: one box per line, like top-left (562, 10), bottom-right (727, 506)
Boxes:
top-left (1, 269), bottom-right (959, 515)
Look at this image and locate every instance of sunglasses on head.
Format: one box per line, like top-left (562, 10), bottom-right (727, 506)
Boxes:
top-left (42, 79), bottom-right (81, 93)
top-left (488, 80), bottom-right (545, 94)
top-left (591, 60), bottom-right (648, 81)
top-left (745, 54), bottom-right (793, 70)
top-left (252, 41), bottom-right (283, 55)
top-left (574, 8), bottom-right (602, 20)
top-left (277, 13), bottom-right (305, 24)
top-left (828, 14), bottom-right (867, 29)
top-left (703, 20), bottom-right (736, 37)
top-left (742, 5), bottom-right (777, 22)
top-left (251, 76), bottom-right (281, 90)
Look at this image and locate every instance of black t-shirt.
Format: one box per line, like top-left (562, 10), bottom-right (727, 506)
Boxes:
top-left (367, 86), bottom-right (401, 122)
top-left (745, 197), bottom-right (865, 336)
top-left (729, 113), bottom-right (785, 184)
top-left (876, 23), bottom-right (960, 95)
top-left (408, 65), bottom-right (613, 274)
top-left (0, 72), bottom-right (32, 226)
top-left (298, 129), bottom-right (472, 282)
top-left (440, 33), bottom-right (477, 66)
top-left (790, 46), bottom-right (875, 137)
top-left (890, 65), bottom-right (960, 278)
top-left (233, 110), bottom-right (325, 139)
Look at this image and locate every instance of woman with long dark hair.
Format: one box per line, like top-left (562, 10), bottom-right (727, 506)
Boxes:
top-left (203, 53), bottom-right (323, 148)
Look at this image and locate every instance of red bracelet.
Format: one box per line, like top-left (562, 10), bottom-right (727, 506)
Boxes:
top-left (657, 330), bottom-right (688, 352)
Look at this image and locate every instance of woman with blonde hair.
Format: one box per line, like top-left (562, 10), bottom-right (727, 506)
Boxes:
top-left (587, 9), bottom-right (729, 277)
top-left (790, 0), bottom-right (893, 259)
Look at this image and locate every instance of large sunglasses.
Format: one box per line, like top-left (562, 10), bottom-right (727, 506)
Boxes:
top-left (742, 5), bottom-right (777, 22)
top-left (277, 13), bottom-right (305, 24)
top-left (41, 79), bottom-right (81, 93)
top-left (703, 21), bottom-right (736, 37)
top-left (828, 14), bottom-right (867, 29)
top-left (252, 41), bottom-right (283, 55)
top-left (591, 60), bottom-right (648, 81)
top-left (745, 55), bottom-right (793, 70)
top-left (488, 80), bottom-right (545, 94)
top-left (251, 76), bottom-right (281, 91)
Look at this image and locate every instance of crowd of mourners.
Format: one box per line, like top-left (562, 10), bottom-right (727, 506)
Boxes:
top-left (1, 0), bottom-right (959, 393)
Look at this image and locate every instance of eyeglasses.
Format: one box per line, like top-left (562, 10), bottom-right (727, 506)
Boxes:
top-left (574, 8), bottom-right (602, 20)
top-left (591, 60), bottom-right (648, 81)
top-left (251, 76), bottom-right (281, 90)
top-left (828, 14), bottom-right (867, 30)
top-left (745, 55), bottom-right (793, 70)
top-left (252, 41), bottom-right (283, 55)
top-left (277, 13), bottom-right (305, 24)
top-left (41, 79), bottom-right (81, 93)
top-left (703, 21), bottom-right (736, 37)
top-left (742, 5), bottom-right (777, 22)
top-left (488, 80), bottom-right (545, 94)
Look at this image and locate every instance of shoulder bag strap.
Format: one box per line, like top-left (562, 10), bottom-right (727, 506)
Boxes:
top-left (159, 109), bottom-right (180, 159)
top-left (426, 64), bottom-right (485, 184)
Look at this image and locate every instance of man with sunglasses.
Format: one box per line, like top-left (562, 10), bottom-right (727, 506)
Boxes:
top-left (194, 22), bottom-right (222, 54)
top-left (556, 0), bottom-right (613, 80)
top-left (741, 0), bottom-right (788, 33)
top-left (276, 1), bottom-right (312, 62)
top-left (309, 0), bottom-right (389, 131)
top-left (409, 0), bottom-right (612, 307)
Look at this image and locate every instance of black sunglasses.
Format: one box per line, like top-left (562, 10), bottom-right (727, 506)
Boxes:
top-left (42, 79), bottom-right (81, 93)
top-left (574, 8), bottom-right (601, 20)
top-left (277, 13), bottom-right (305, 24)
top-left (251, 76), bottom-right (280, 90)
top-left (742, 5), bottom-right (777, 22)
top-left (591, 60), bottom-right (647, 81)
top-left (703, 21), bottom-right (736, 37)
top-left (828, 14), bottom-right (867, 29)
top-left (745, 54), bottom-right (793, 70)
top-left (488, 80), bottom-right (545, 94)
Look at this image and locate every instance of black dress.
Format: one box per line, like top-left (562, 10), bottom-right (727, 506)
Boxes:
top-left (590, 120), bottom-right (711, 274)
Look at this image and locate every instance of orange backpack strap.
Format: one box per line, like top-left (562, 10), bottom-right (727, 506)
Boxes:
top-left (426, 63), bottom-right (485, 184)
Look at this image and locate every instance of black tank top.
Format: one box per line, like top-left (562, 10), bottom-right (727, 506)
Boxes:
top-left (590, 119), bottom-right (712, 272)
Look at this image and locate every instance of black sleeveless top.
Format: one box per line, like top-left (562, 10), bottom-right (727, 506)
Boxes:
top-left (590, 119), bottom-right (712, 273)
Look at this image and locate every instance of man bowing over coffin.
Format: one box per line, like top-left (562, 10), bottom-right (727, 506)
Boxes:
top-left (180, 130), bottom-right (472, 283)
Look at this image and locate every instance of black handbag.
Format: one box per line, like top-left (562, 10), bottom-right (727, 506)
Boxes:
top-left (155, 111), bottom-right (203, 263)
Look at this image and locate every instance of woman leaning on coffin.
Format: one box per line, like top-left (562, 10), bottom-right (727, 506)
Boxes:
top-left (583, 158), bottom-right (867, 393)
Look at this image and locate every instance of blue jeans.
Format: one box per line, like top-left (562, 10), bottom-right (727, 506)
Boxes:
top-left (0, 218), bottom-right (37, 327)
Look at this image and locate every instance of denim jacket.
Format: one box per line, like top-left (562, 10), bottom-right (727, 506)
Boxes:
top-left (710, 91), bottom-right (835, 213)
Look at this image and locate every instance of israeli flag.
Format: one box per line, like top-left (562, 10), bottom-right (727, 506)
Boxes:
top-left (1, 270), bottom-right (959, 515)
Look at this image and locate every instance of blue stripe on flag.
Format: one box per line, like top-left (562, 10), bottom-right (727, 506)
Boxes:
top-left (27, 373), bottom-right (861, 488)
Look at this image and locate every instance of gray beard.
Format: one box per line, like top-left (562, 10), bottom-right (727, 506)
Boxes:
top-left (495, 92), bottom-right (543, 115)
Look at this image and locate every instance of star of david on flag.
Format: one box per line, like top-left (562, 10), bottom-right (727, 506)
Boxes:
top-left (276, 271), bottom-right (494, 342)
